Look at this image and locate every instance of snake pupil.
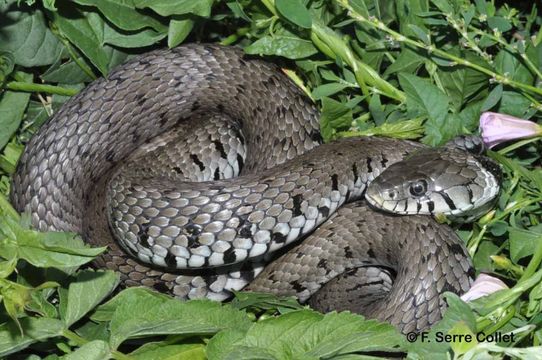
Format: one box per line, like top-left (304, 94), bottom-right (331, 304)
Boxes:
top-left (409, 180), bottom-right (427, 197)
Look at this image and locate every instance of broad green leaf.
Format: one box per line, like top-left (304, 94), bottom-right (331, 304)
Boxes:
top-left (0, 1), bottom-right (63, 67)
top-left (439, 58), bottom-right (488, 111)
top-left (487, 16), bottom-right (512, 32)
top-left (276, 0), bottom-right (312, 29)
top-left (383, 48), bottom-right (424, 76)
top-left (51, 7), bottom-right (110, 75)
top-left (91, 287), bottom-right (171, 322)
top-left (62, 270), bottom-right (120, 327)
top-left (103, 25), bottom-right (166, 48)
top-left (168, 17), bottom-right (194, 48)
top-left (42, 58), bottom-right (93, 84)
top-left (481, 84), bottom-right (503, 112)
top-left (134, 0), bottom-right (213, 17)
top-left (0, 51), bottom-right (15, 85)
top-left (245, 35), bottom-right (318, 59)
top-left (398, 73), bottom-right (450, 145)
top-left (231, 291), bottom-right (304, 312)
top-left (0, 72), bottom-right (31, 149)
top-left (312, 83), bottom-right (353, 100)
top-left (509, 225), bottom-right (542, 263)
top-left (0, 215), bottom-right (106, 268)
top-left (498, 91), bottom-right (531, 118)
top-left (320, 97), bottom-right (353, 142)
top-left (0, 317), bottom-right (64, 357)
top-left (130, 343), bottom-right (206, 360)
top-left (62, 340), bottom-right (110, 360)
top-left (207, 310), bottom-right (404, 359)
top-left (73, 0), bottom-right (167, 32)
top-left (104, 288), bottom-right (251, 349)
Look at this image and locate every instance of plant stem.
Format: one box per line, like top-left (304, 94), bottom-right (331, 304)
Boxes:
top-left (5, 82), bottom-right (79, 96)
top-left (337, 0), bottom-right (542, 98)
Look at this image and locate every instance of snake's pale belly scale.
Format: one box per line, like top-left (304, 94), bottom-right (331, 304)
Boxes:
top-left (11, 44), bottom-right (479, 333)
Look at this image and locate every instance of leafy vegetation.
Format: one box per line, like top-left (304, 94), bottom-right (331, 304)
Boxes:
top-left (0, 0), bottom-right (542, 358)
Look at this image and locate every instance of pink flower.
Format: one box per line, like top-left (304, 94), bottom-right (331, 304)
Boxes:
top-left (480, 112), bottom-right (542, 148)
top-left (461, 274), bottom-right (508, 302)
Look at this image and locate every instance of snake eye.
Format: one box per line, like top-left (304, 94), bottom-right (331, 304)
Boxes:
top-left (409, 180), bottom-right (428, 197)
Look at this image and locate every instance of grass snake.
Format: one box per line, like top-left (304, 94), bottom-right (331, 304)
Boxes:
top-left (10, 44), bottom-right (501, 333)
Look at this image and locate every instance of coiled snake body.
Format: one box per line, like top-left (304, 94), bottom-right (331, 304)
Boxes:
top-left (11, 44), bottom-right (501, 333)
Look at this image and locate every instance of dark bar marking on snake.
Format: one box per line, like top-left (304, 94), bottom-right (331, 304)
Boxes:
top-left (352, 163), bottom-right (359, 182)
top-left (466, 186), bottom-right (474, 203)
top-left (331, 174), bottom-right (339, 191)
top-left (237, 154), bottom-right (244, 173)
top-left (318, 205), bottom-right (330, 218)
top-left (165, 252), bottom-right (177, 268)
top-left (173, 166), bottom-right (182, 174)
top-left (239, 225), bottom-right (252, 238)
top-left (310, 130), bottom-right (323, 143)
top-left (450, 243), bottom-right (466, 256)
top-left (291, 280), bottom-right (305, 293)
top-left (153, 282), bottom-right (170, 293)
top-left (381, 157), bottom-right (388, 168)
top-left (272, 232), bottom-right (287, 243)
top-left (427, 200), bottom-right (435, 213)
top-left (344, 246), bottom-right (354, 258)
top-left (137, 223), bottom-right (151, 248)
top-left (417, 202), bottom-right (422, 213)
top-left (367, 248), bottom-right (376, 259)
top-left (223, 247), bottom-right (236, 264)
top-left (105, 150), bottom-right (115, 162)
top-left (190, 154), bottom-right (205, 171)
top-left (212, 140), bottom-right (227, 159)
top-left (438, 191), bottom-right (457, 210)
top-left (292, 194), bottom-right (303, 217)
top-left (214, 168), bottom-right (220, 181)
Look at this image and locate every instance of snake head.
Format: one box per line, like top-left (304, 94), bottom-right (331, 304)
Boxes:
top-left (365, 143), bottom-right (502, 221)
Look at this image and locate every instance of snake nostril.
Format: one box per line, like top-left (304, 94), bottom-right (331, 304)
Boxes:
top-left (388, 190), bottom-right (397, 200)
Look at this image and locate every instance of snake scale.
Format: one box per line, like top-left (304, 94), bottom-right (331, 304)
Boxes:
top-left (10, 44), bottom-right (501, 333)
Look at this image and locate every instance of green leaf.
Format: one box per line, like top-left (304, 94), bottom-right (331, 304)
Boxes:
top-left (73, 0), bottom-right (167, 32)
top-left (62, 340), bottom-right (110, 360)
top-left (275, 0), bottom-right (312, 29)
top-left (207, 310), bottom-right (404, 359)
top-left (103, 25), bottom-right (166, 48)
top-left (51, 7), bottom-right (110, 75)
top-left (383, 49), bottom-right (424, 76)
top-left (231, 291), bottom-right (304, 312)
top-left (320, 97), bottom-right (353, 142)
top-left (487, 16), bottom-right (512, 32)
top-left (103, 288), bottom-right (252, 349)
top-left (167, 17), bottom-right (194, 48)
top-left (0, 1), bottom-right (63, 67)
top-left (439, 57), bottom-right (488, 111)
top-left (0, 317), bottom-right (64, 357)
top-left (509, 225), bottom-right (542, 263)
top-left (61, 270), bottom-right (119, 327)
top-left (0, 73), bottom-right (31, 149)
top-left (398, 73), bottom-right (450, 145)
top-left (245, 34), bottom-right (318, 60)
top-left (0, 215), bottom-right (106, 268)
top-left (312, 83), bottom-right (353, 100)
top-left (0, 51), bottom-right (15, 85)
top-left (498, 91), bottom-right (531, 118)
top-left (481, 84), bottom-right (503, 111)
top-left (130, 343), bottom-right (206, 360)
top-left (134, 0), bottom-right (213, 17)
